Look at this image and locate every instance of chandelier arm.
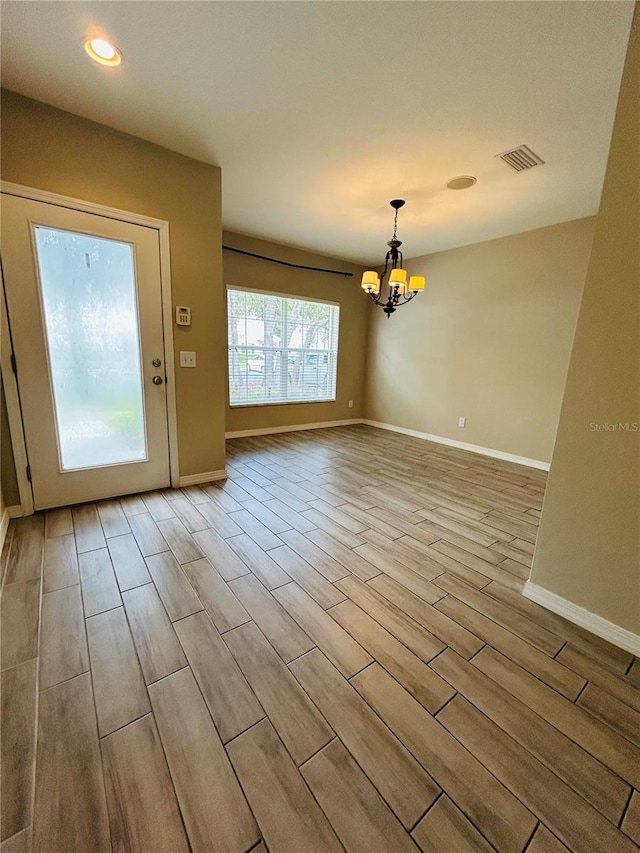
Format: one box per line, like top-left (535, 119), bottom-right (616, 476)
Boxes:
top-left (381, 251), bottom-right (392, 282)
top-left (369, 288), bottom-right (418, 310)
top-left (397, 291), bottom-right (419, 306)
top-left (368, 288), bottom-right (396, 313)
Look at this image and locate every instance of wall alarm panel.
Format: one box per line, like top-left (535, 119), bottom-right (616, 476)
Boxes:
top-left (175, 306), bottom-right (191, 326)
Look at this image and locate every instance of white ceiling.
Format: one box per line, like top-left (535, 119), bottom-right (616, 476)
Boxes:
top-left (1, 1), bottom-right (634, 264)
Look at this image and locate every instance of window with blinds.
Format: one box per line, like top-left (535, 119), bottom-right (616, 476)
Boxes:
top-left (227, 288), bottom-right (340, 407)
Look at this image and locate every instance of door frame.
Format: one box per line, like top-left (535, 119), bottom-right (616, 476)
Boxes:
top-left (1, 181), bottom-right (180, 513)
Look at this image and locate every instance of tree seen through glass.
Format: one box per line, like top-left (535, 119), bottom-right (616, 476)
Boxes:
top-left (34, 226), bottom-right (147, 470)
top-left (228, 289), bottom-right (339, 405)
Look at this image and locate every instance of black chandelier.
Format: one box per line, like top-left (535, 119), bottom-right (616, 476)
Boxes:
top-left (361, 199), bottom-right (425, 318)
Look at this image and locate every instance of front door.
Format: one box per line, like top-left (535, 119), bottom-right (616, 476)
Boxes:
top-left (2, 194), bottom-right (171, 509)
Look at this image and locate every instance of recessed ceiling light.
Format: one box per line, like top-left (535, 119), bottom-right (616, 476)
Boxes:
top-left (446, 175), bottom-right (477, 190)
top-left (83, 37), bottom-right (122, 67)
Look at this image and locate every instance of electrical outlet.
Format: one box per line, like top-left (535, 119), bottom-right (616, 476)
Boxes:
top-left (180, 351), bottom-right (197, 368)
top-left (348, 400), bottom-right (354, 409)
top-left (458, 416), bottom-right (466, 428)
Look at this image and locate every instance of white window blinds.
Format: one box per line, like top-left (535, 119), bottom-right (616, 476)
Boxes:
top-left (228, 288), bottom-right (339, 407)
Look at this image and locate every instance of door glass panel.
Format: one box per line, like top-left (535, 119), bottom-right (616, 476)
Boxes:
top-left (33, 226), bottom-right (147, 471)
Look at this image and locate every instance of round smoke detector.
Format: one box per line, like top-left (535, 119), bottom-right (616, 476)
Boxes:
top-left (446, 175), bottom-right (477, 190)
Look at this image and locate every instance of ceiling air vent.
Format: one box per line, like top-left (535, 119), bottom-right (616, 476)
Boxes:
top-left (496, 145), bottom-right (545, 172)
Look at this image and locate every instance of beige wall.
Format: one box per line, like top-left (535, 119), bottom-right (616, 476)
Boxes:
top-left (364, 218), bottom-right (595, 463)
top-left (0, 90), bottom-right (226, 482)
top-left (530, 8), bottom-right (639, 634)
top-left (224, 232), bottom-right (367, 433)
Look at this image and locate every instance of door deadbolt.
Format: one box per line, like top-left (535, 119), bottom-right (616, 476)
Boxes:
top-left (152, 358), bottom-right (162, 368)
top-left (152, 376), bottom-right (164, 385)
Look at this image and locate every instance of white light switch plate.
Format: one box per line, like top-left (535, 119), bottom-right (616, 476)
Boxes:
top-left (180, 351), bottom-right (197, 368)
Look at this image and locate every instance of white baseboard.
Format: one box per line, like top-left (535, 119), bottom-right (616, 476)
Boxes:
top-left (524, 580), bottom-right (640, 656)
top-left (362, 419), bottom-right (550, 471)
top-left (0, 505), bottom-right (22, 552)
top-left (225, 418), bottom-right (363, 439)
top-left (177, 469), bottom-right (227, 487)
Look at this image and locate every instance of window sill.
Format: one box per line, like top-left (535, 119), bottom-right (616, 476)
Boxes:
top-left (229, 397), bottom-right (337, 409)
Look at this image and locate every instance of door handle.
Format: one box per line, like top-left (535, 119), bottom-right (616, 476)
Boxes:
top-left (152, 376), bottom-right (164, 385)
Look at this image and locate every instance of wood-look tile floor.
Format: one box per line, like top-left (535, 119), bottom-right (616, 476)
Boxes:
top-left (1, 424), bottom-right (639, 853)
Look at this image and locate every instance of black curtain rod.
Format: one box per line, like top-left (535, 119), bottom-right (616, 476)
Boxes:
top-left (223, 244), bottom-right (354, 278)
